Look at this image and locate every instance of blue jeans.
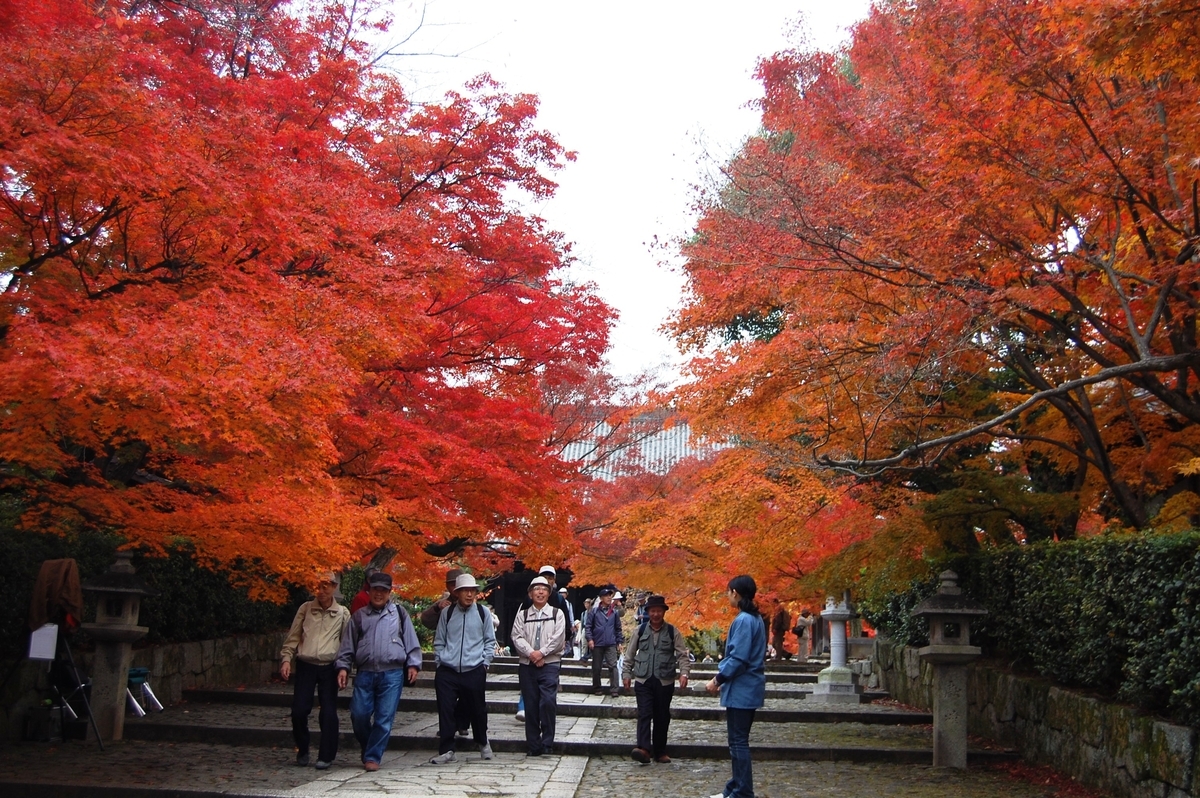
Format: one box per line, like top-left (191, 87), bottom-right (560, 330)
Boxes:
top-left (350, 669), bottom-right (405, 765)
top-left (724, 707), bottom-right (756, 798)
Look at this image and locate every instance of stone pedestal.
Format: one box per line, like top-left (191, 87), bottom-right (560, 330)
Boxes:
top-left (912, 571), bottom-right (987, 769)
top-left (84, 627), bottom-right (145, 740)
top-left (82, 553), bottom-right (152, 741)
top-left (808, 597), bottom-right (862, 704)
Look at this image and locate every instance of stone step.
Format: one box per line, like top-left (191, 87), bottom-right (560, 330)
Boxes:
top-left (461, 661), bottom-right (821, 683)
top-left (182, 687), bottom-right (924, 724)
top-left (123, 720), bottom-right (1013, 765)
top-left (115, 678), bottom-right (1016, 768)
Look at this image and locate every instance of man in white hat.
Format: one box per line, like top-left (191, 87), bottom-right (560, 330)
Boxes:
top-left (510, 575), bottom-right (566, 755)
top-left (430, 574), bottom-right (496, 763)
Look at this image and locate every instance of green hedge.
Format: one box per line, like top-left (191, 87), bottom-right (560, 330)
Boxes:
top-left (861, 531), bottom-right (1200, 727)
top-left (0, 495), bottom-right (306, 657)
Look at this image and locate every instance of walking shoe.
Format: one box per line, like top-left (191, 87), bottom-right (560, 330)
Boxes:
top-left (610, 690), bottom-right (620, 697)
top-left (296, 752), bottom-right (310, 767)
top-left (363, 761), bottom-right (379, 771)
top-left (429, 751), bottom-right (457, 765)
top-left (480, 743), bottom-right (493, 760)
top-left (315, 760), bottom-right (331, 770)
top-left (631, 747), bottom-right (651, 764)
top-left (456, 728), bottom-right (470, 739)
top-left (592, 689), bottom-right (605, 696)
top-left (655, 754), bottom-right (671, 764)
top-left (515, 709), bottom-right (526, 721)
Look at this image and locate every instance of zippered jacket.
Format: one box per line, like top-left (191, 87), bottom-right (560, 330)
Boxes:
top-left (434, 602), bottom-right (497, 672)
top-left (585, 604), bottom-right (624, 647)
top-left (335, 601), bottom-right (422, 674)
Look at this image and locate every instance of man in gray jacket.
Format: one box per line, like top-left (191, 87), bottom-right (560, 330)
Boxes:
top-left (335, 572), bottom-right (422, 771)
top-left (430, 573), bottom-right (496, 764)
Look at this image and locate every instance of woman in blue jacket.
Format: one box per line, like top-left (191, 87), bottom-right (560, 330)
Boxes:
top-left (705, 575), bottom-right (766, 798)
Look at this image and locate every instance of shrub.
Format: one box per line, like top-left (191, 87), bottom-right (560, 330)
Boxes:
top-left (862, 531), bottom-right (1200, 727)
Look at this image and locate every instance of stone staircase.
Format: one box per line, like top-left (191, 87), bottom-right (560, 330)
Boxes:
top-left (120, 652), bottom-right (1014, 765)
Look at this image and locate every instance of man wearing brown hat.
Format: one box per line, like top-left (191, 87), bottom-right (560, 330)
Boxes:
top-left (621, 594), bottom-right (690, 764)
top-left (280, 571), bottom-right (350, 769)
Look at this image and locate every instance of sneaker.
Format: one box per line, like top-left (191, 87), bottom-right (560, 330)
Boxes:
top-left (592, 689), bottom-right (606, 696)
top-left (315, 760), bottom-right (331, 770)
top-left (296, 752), bottom-right (310, 767)
top-left (430, 751), bottom-right (457, 765)
top-left (363, 761), bottom-right (379, 772)
top-left (515, 710), bottom-right (526, 721)
top-left (480, 743), bottom-right (493, 760)
top-left (655, 754), bottom-right (671, 764)
top-left (610, 690), bottom-right (620, 697)
top-left (456, 728), bottom-right (470, 739)
top-left (631, 747), bottom-right (651, 764)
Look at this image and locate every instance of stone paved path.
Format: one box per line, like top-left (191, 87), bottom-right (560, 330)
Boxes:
top-left (0, 740), bottom-right (1108, 797)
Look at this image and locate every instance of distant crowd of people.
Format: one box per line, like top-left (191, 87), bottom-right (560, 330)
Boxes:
top-left (279, 564), bottom-right (780, 798)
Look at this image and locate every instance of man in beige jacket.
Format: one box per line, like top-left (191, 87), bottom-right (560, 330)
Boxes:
top-left (280, 571), bottom-right (350, 769)
top-left (511, 575), bottom-right (566, 756)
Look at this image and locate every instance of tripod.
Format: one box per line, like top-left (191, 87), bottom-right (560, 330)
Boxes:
top-left (50, 631), bottom-right (103, 750)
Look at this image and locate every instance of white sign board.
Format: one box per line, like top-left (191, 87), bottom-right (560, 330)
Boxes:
top-left (29, 623), bottom-right (58, 661)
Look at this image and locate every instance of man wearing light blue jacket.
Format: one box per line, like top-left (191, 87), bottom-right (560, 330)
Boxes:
top-left (430, 573), bottom-right (497, 764)
top-left (335, 572), bottom-right (423, 772)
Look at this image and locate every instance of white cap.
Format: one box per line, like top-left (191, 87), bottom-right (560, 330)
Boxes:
top-left (539, 565), bottom-right (556, 577)
top-left (528, 576), bottom-right (551, 591)
top-left (614, 591), bottom-right (623, 600)
top-left (453, 574), bottom-right (479, 592)
top-left (558, 587), bottom-right (567, 594)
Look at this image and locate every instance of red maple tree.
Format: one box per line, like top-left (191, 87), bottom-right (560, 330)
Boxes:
top-left (0, 0), bottom-right (612, 595)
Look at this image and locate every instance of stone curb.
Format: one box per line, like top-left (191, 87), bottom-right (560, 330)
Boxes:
top-left (181, 688), bottom-right (925, 724)
top-left (122, 722), bottom-right (1013, 764)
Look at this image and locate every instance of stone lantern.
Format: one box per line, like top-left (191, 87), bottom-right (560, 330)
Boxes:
top-left (82, 552), bottom-right (155, 741)
top-left (807, 596), bottom-right (862, 703)
top-left (911, 570), bottom-right (987, 769)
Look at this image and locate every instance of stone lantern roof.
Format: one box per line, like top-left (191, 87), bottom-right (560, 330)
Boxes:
top-left (81, 551), bottom-right (156, 597)
top-left (911, 571), bottom-right (986, 618)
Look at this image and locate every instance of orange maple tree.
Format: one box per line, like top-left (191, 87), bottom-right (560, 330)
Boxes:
top-left (621, 0), bottom-right (1200, 605)
top-left (0, 0), bottom-right (612, 595)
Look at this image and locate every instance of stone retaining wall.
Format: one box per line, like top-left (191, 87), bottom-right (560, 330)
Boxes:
top-left (873, 638), bottom-right (1198, 798)
top-left (0, 630), bottom-right (285, 741)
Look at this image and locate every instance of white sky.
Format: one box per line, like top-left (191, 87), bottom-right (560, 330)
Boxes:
top-left (382, 1), bottom-right (871, 379)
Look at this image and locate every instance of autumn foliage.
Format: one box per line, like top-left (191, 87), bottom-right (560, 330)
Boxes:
top-left (616, 0), bottom-right (1200, 605)
top-left (0, 0), bottom-right (612, 595)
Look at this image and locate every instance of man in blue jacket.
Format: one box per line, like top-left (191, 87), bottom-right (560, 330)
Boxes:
top-left (430, 573), bottom-right (496, 764)
top-left (335, 572), bottom-right (423, 772)
top-left (585, 586), bottom-right (625, 696)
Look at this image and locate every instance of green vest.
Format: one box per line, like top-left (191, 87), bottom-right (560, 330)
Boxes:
top-left (631, 622), bottom-right (678, 682)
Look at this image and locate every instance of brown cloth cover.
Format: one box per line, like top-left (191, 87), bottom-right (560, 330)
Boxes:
top-left (29, 559), bottom-right (84, 631)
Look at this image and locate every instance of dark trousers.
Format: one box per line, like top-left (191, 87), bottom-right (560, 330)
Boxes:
top-left (434, 664), bottom-right (488, 754)
top-left (591, 645), bottom-right (619, 692)
top-left (725, 707), bottom-right (756, 798)
top-left (291, 659), bottom-right (339, 763)
top-left (518, 661), bottom-right (560, 755)
top-left (633, 676), bottom-right (675, 757)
